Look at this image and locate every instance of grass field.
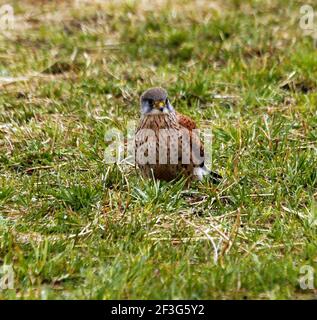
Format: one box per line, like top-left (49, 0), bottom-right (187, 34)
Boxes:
top-left (0, 0), bottom-right (317, 299)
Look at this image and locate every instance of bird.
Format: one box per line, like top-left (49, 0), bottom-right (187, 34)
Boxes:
top-left (135, 87), bottom-right (222, 183)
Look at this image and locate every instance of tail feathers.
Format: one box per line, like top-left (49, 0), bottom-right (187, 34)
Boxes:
top-left (193, 165), bottom-right (223, 184)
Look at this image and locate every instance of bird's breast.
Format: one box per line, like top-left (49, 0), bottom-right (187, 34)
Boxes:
top-left (139, 114), bottom-right (178, 130)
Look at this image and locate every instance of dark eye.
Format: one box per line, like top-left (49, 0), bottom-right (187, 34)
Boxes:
top-left (165, 98), bottom-right (169, 104)
top-left (148, 98), bottom-right (154, 105)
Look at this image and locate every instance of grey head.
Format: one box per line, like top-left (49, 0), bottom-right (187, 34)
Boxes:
top-left (140, 87), bottom-right (174, 115)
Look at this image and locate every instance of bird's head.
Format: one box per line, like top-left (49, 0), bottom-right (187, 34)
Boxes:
top-left (140, 87), bottom-right (174, 115)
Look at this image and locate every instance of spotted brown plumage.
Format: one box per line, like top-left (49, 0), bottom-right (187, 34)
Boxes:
top-left (135, 87), bottom-right (222, 183)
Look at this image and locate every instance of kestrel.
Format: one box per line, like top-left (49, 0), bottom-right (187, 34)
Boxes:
top-left (135, 87), bottom-right (222, 183)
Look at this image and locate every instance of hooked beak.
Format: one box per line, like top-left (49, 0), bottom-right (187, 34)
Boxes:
top-left (154, 100), bottom-right (165, 111)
